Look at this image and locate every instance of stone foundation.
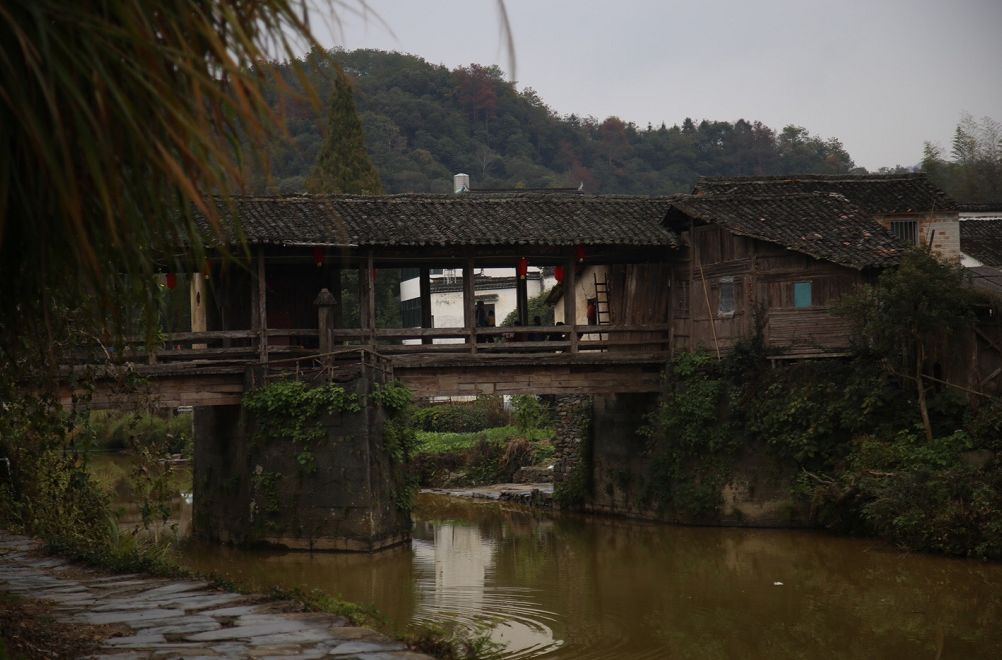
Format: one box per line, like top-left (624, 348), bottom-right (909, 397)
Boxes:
top-left (580, 392), bottom-right (811, 527)
top-left (552, 394), bottom-right (592, 492)
top-left (192, 377), bottom-right (411, 552)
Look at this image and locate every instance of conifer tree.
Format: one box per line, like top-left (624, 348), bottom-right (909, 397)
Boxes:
top-left (306, 64), bottom-right (383, 194)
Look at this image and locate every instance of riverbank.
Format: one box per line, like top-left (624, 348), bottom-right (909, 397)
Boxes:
top-left (422, 482), bottom-right (553, 508)
top-left (0, 531), bottom-right (428, 659)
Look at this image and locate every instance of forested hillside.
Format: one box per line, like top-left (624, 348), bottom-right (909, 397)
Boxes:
top-left (256, 49), bottom-right (856, 194)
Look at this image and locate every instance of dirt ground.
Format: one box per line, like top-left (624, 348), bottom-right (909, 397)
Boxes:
top-left (0, 591), bottom-right (125, 659)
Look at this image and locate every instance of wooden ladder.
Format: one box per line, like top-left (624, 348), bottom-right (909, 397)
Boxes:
top-left (593, 272), bottom-right (611, 342)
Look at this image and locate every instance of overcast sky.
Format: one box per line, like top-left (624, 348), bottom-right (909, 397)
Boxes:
top-left (313, 0), bottom-right (1002, 171)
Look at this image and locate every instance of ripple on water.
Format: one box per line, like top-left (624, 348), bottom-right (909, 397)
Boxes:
top-left (411, 582), bottom-right (563, 658)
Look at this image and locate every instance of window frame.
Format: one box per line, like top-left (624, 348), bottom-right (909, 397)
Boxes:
top-left (793, 280), bottom-right (813, 309)
top-left (717, 276), bottom-right (736, 317)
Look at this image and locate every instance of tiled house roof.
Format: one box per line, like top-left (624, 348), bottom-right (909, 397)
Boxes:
top-left (665, 192), bottom-right (904, 269)
top-left (194, 194), bottom-right (678, 248)
top-left (960, 218), bottom-right (1002, 267)
top-left (694, 173), bottom-right (957, 216)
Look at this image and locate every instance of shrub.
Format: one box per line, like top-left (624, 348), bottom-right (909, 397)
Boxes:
top-left (512, 394), bottom-right (550, 431)
top-left (413, 395), bottom-right (507, 433)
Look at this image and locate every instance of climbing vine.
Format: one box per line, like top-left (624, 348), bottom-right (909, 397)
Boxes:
top-left (242, 380), bottom-right (360, 446)
top-left (370, 381), bottom-right (417, 463)
top-left (641, 352), bottom-right (744, 517)
top-left (370, 381), bottom-right (418, 512)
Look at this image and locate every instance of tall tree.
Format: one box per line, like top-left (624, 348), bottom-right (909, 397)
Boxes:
top-left (306, 63), bottom-right (384, 194)
top-left (922, 114), bottom-right (1002, 203)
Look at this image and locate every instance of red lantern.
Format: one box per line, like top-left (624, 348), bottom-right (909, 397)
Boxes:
top-left (312, 246), bottom-right (325, 268)
top-left (164, 272), bottom-right (177, 290)
top-left (575, 244), bottom-right (586, 263)
top-left (553, 265), bottom-right (565, 283)
top-left (516, 257), bottom-right (529, 280)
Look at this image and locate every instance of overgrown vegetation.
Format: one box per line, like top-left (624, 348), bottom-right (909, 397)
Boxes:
top-left (243, 380), bottom-right (361, 445)
top-left (411, 396), bottom-right (554, 488)
top-left (641, 251), bottom-right (1002, 558)
top-left (413, 395), bottom-right (508, 433)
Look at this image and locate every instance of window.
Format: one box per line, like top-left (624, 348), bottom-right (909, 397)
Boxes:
top-left (400, 268), bottom-right (420, 280)
top-left (793, 281), bottom-right (812, 308)
top-left (890, 220), bottom-right (918, 245)
top-left (718, 277), bottom-right (735, 316)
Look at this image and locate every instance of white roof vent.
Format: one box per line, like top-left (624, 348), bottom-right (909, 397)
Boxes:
top-left (454, 173), bottom-right (470, 194)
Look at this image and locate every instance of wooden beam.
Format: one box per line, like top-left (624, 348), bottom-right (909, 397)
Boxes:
top-left (564, 257), bottom-right (577, 353)
top-left (463, 255), bottom-right (476, 352)
top-left (420, 266), bottom-right (432, 345)
top-left (256, 248), bottom-right (268, 364)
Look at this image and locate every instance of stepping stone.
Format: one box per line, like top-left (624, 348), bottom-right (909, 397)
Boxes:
top-left (103, 632), bottom-right (168, 647)
top-left (185, 620), bottom-right (310, 642)
top-left (254, 629), bottom-right (333, 645)
top-left (78, 608), bottom-right (186, 625)
top-left (133, 581), bottom-right (210, 599)
top-left (328, 640), bottom-right (407, 656)
top-left (142, 620), bottom-right (222, 636)
top-left (201, 605), bottom-right (262, 617)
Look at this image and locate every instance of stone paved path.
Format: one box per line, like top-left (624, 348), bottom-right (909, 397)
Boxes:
top-left (0, 533), bottom-right (429, 659)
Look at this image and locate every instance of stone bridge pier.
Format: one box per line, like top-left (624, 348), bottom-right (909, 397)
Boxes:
top-left (191, 375), bottom-right (410, 552)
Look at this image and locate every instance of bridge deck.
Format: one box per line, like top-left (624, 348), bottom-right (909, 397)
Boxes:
top-left (60, 349), bottom-right (667, 409)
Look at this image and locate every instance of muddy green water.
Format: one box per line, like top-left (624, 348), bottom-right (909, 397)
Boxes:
top-left (180, 494), bottom-right (1002, 659)
top-left (92, 456), bottom-right (1002, 658)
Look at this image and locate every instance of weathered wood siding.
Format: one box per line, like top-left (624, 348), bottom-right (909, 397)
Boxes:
top-left (670, 223), bottom-right (865, 357)
top-left (606, 262), bottom-right (673, 352)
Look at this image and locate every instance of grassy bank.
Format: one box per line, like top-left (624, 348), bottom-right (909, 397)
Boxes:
top-left (412, 426), bottom-right (554, 488)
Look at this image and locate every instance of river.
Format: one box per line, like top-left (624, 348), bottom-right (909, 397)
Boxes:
top-left (93, 455), bottom-right (1002, 658)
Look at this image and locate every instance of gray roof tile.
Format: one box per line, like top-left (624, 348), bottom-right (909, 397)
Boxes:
top-left (195, 193), bottom-right (678, 249)
top-left (665, 192), bottom-right (904, 269)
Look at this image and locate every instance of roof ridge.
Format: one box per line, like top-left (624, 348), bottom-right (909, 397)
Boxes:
top-left (697, 173), bottom-right (928, 182)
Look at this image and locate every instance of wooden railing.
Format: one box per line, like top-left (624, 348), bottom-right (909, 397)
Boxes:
top-left (71, 323), bottom-right (670, 367)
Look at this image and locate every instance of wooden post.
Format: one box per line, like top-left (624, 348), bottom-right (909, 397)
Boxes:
top-left (330, 265), bottom-right (342, 332)
top-left (359, 251), bottom-right (376, 349)
top-left (420, 266), bottom-right (432, 345)
top-left (190, 272), bottom-right (208, 350)
top-left (314, 288), bottom-right (336, 355)
top-left (256, 248), bottom-right (268, 364)
top-left (463, 256), bottom-right (476, 352)
top-left (516, 272), bottom-right (529, 327)
top-left (564, 258), bottom-right (578, 353)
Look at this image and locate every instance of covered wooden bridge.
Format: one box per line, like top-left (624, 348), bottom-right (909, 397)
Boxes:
top-left (65, 193), bottom-right (679, 406)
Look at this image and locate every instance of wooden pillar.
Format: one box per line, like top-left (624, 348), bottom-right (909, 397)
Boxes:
top-left (314, 288), bottom-right (336, 354)
top-left (330, 265), bottom-right (342, 332)
top-left (564, 258), bottom-right (578, 353)
top-left (419, 266), bottom-right (432, 345)
top-left (359, 251), bottom-right (375, 348)
top-left (516, 273), bottom-right (529, 327)
top-left (463, 256), bottom-right (476, 352)
top-left (256, 248), bottom-right (268, 364)
top-left (190, 272), bottom-right (208, 350)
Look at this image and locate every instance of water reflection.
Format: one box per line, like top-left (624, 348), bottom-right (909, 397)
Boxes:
top-left (102, 469), bottom-right (1002, 660)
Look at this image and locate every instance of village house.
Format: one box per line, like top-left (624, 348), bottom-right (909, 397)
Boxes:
top-left (552, 172), bottom-right (962, 358)
top-left (694, 173), bottom-right (961, 260)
